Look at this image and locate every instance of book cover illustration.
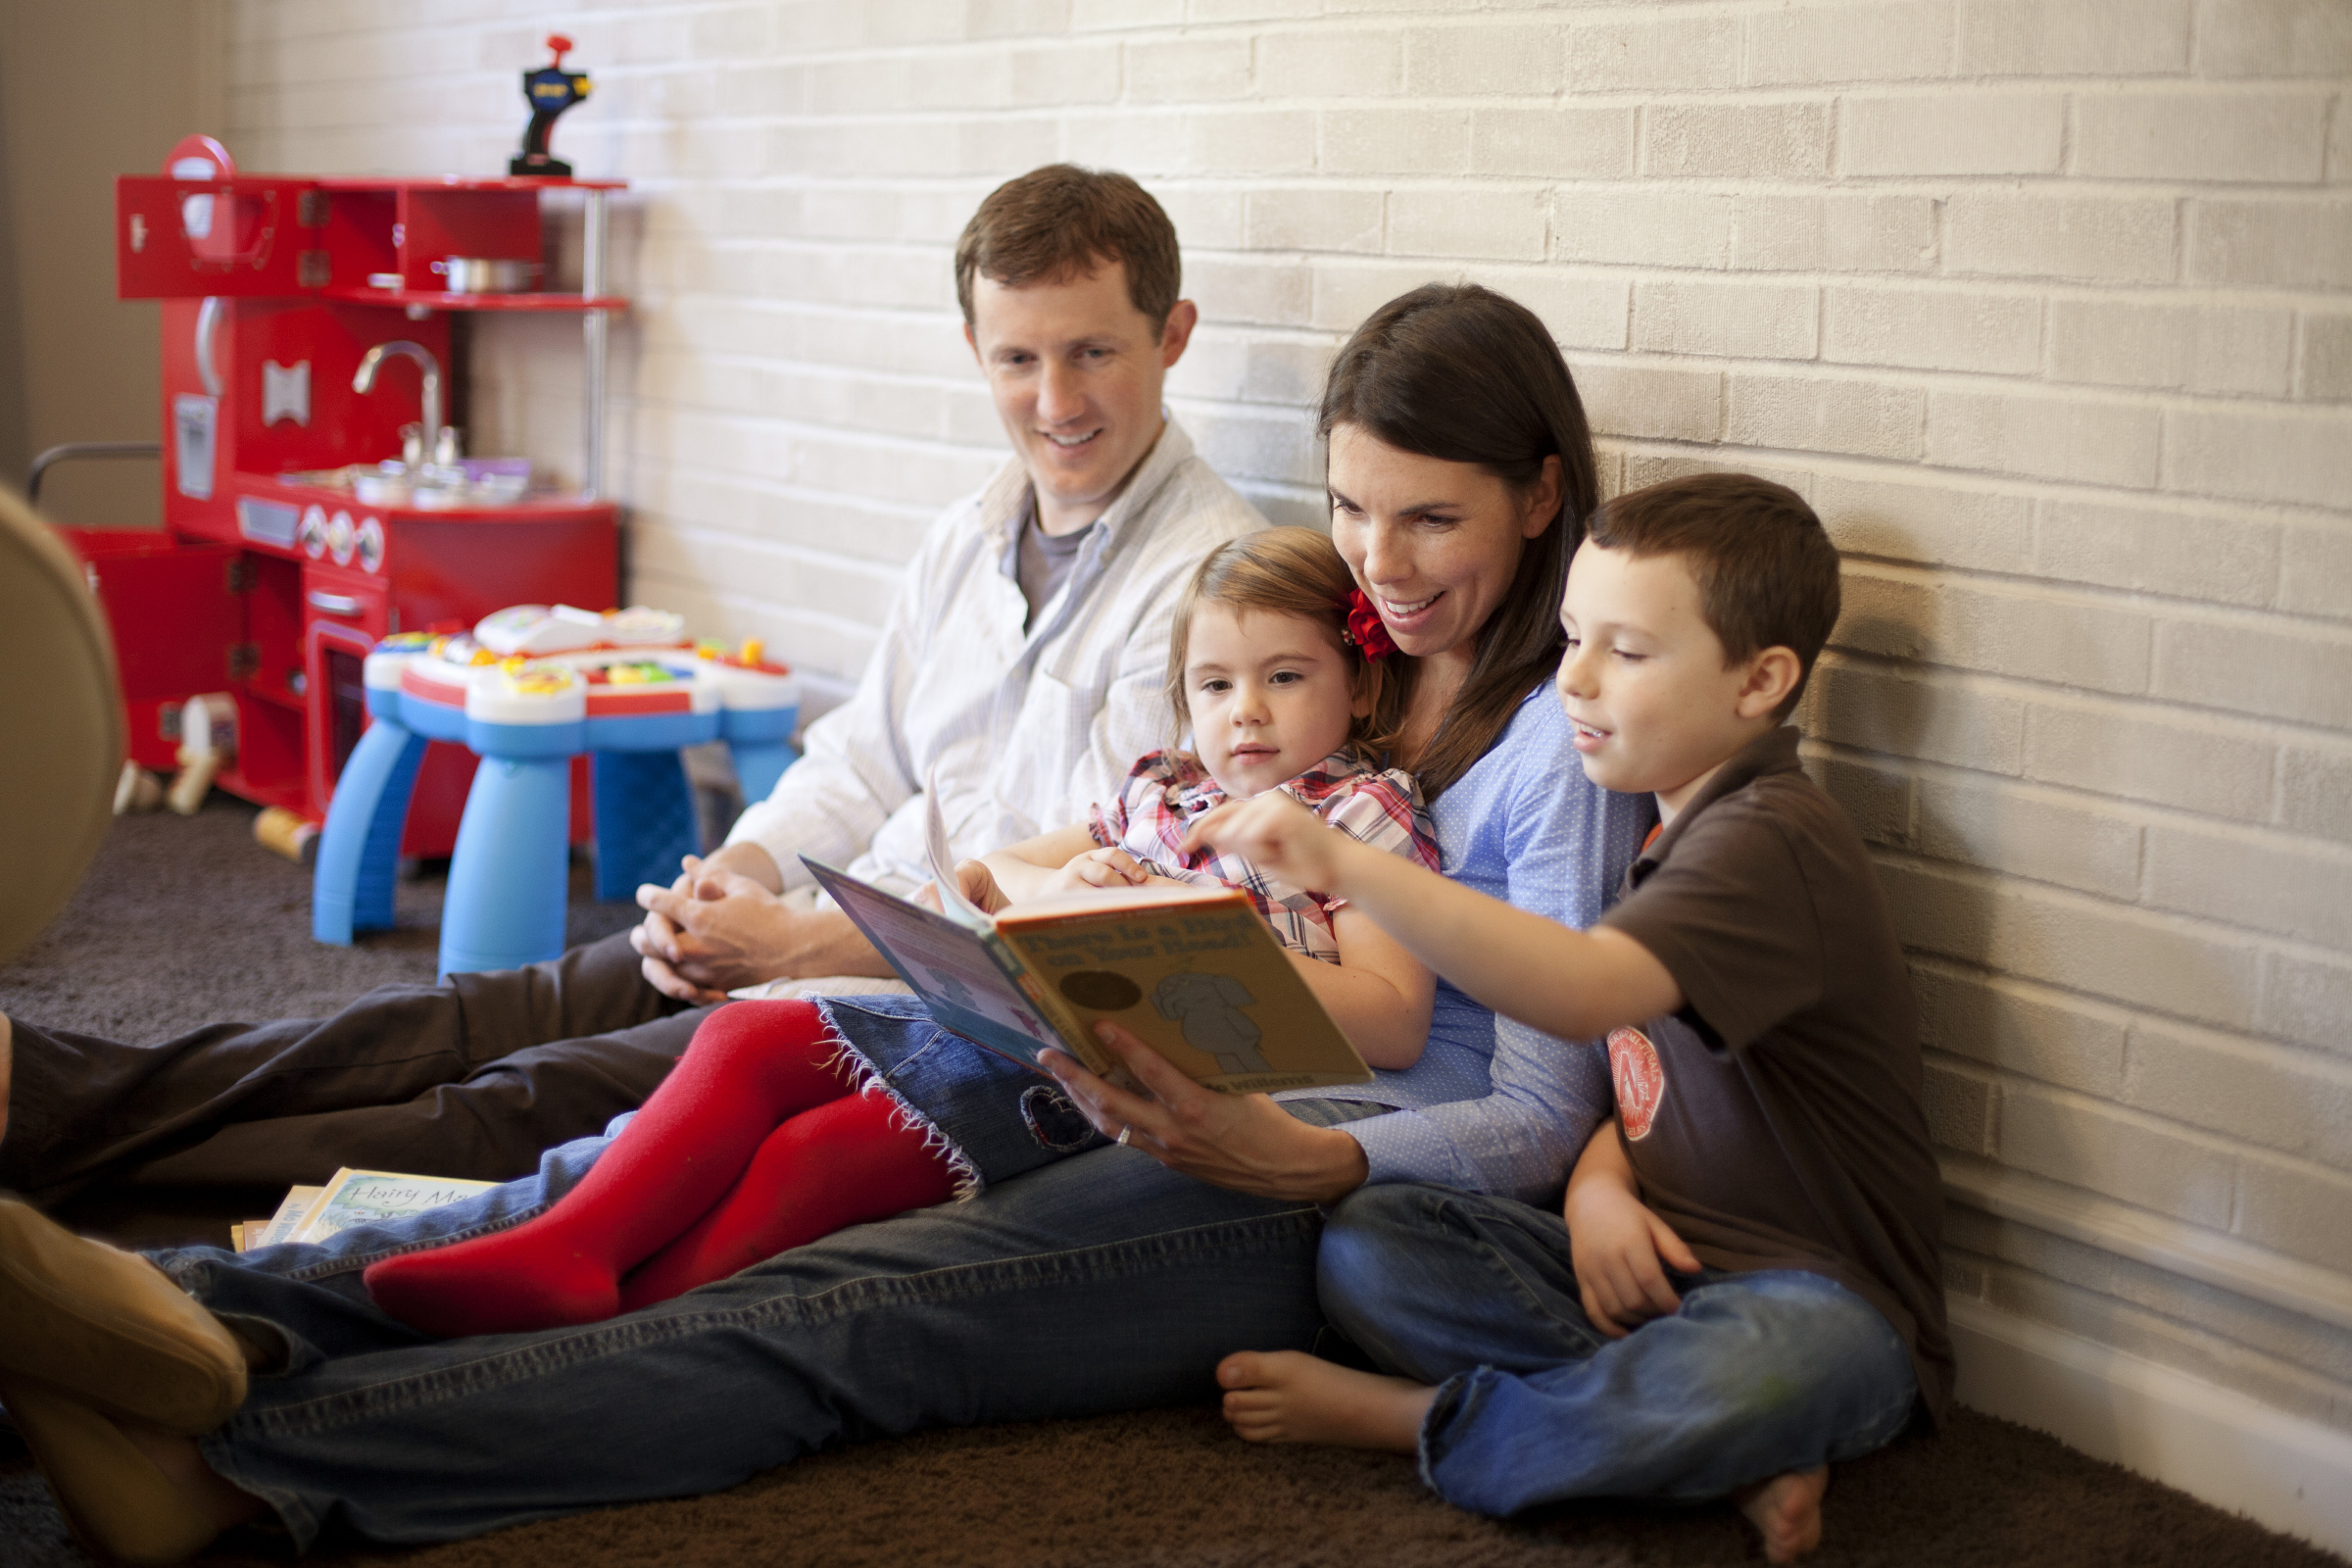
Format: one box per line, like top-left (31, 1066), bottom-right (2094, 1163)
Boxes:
top-left (998, 894), bottom-right (1370, 1094)
top-left (805, 856), bottom-right (1070, 1071)
top-left (282, 1168), bottom-right (502, 1244)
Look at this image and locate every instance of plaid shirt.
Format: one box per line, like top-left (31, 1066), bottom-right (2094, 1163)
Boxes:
top-left (1089, 749), bottom-right (1439, 964)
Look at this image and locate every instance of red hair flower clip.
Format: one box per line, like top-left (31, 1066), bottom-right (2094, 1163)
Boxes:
top-left (1342, 589), bottom-right (1398, 661)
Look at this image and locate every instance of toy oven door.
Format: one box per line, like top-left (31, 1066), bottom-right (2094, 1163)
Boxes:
top-left (303, 579), bottom-right (388, 818)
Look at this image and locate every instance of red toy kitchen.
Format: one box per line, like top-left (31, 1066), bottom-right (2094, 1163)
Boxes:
top-left (65, 130), bottom-right (624, 858)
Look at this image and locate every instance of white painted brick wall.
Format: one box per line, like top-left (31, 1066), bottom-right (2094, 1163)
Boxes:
top-left (1839, 90), bottom-right (2067, 177)
top-left (220, 0), bottom-right (2352, 1435)
top-left (1943, 1211), bottom-right (2352, 1430)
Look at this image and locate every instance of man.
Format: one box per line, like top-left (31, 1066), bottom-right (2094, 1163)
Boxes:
top-left (0, 165), bottom-right (1263, 1210)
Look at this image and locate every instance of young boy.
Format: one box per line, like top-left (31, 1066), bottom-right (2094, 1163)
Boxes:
top-left (1183, 473), bottom-right (1949, 1563)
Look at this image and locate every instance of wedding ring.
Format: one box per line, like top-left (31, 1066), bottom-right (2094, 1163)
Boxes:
top-left (1116, 1125), bottom-right (1134, 1147)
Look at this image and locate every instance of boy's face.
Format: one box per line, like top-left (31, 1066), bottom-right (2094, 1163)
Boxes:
top-left (1554, 543), bottom-right (1786, 819)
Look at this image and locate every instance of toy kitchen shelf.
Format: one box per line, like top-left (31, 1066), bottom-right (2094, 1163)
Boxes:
top-left (74, 135), bottom-right (628, 857)
top-left (302, 175), bottom-right (626, 315)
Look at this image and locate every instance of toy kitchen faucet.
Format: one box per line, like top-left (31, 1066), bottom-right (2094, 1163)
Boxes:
top-left (351, 340), bottom-right (446, 466)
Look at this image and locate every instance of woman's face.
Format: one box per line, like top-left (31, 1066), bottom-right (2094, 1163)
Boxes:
top-left (1325, 423), bottom-right (1560, 666)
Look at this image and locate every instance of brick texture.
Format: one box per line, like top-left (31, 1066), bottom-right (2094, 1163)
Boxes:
top-left (222, 0), bottom-right (2352, 1438)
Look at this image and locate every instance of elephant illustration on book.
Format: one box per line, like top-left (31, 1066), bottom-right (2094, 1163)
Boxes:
top-left (1151, 971), bottom-right (1270, 1075)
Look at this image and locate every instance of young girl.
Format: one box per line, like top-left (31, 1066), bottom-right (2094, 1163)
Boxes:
top-left (364, 528), bottom-right (1440, 1338)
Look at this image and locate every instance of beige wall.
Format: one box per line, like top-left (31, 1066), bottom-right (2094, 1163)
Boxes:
top-left (207, 0), bottom-right (2352, 1452)
top-left (0, 0), bottom-right (225, 527)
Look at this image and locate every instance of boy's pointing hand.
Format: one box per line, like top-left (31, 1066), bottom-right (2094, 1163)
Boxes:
top-left (1183, 792), bottom-right (1347, 892)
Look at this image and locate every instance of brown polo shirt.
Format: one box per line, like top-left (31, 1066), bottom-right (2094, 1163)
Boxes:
top-left (1595, 726), bottom-right (1952, 1423)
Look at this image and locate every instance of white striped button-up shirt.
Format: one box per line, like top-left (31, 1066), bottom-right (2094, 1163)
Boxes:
top-left (726, 416), bottom-right (1267, 894)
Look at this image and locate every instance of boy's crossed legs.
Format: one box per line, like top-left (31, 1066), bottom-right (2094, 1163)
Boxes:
top-left (1219, 1182), bottom-right (1916, 1562)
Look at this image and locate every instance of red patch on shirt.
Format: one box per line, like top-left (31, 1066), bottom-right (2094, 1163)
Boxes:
top-left (1608, 1026), bottom-right (1666, 1142)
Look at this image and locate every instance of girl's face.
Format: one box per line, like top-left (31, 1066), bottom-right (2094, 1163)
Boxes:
top-left (1325, 422), bottom-right (1560, 666)
top-left (1183, 603), bottom-right (1367, 799)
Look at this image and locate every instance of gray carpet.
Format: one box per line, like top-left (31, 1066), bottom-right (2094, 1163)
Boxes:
top-left (2, 796), bottom-right (2343, 1567)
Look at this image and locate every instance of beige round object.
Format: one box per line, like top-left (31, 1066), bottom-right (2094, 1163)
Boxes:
top-left (0, 486), bottom-right (122, 965)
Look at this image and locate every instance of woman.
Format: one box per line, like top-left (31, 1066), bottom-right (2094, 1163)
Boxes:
top-left (0, 285), bottom-right (1656, 1557)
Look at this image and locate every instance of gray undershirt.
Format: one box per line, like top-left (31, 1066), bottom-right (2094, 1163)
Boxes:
top-left (1014, 499), bottom-right (1095, 632)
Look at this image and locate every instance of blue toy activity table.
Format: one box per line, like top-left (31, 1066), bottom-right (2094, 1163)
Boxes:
top-left (313, 611), bottom-right (798, 980)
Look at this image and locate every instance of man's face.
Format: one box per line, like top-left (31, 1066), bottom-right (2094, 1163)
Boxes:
top-left (965, 261), bottom-right (1197, 536)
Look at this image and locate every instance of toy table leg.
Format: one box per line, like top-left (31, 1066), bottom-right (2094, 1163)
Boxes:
top-left (728, 738), bottom-right (799, 809)
top-left (312, 717), bottom-right (427, 946)
top-left (439, 754), bottom-right (573, 980)
top-left (590, 750), bottom-right (702, 902)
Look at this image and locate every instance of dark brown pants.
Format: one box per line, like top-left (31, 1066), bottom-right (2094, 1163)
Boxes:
top-left (1, 930), bottom-right (710, 1208)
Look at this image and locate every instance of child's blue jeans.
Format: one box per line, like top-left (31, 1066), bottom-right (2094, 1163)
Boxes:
top-left (1317, 1182), bottom-right (1920, 1516)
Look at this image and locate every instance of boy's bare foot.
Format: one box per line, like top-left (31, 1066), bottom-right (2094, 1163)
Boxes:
top-left (1737, 1466), bottom-right (1828, 1563)
top-left (1216, 1349), bottom-right (1435, 1453)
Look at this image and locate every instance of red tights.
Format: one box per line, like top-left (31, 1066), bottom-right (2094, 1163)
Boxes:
top-left (362, 1001), bottom-right (957, 1338)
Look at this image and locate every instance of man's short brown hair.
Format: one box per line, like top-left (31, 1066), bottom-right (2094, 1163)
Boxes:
top-left (954, 165), bottom-right (1181, 332)
top-left (1586, 472), bottom-right (1841, 719)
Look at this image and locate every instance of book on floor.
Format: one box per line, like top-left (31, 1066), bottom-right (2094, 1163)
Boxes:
top-left (233, 1170), bottom-right (499, 1250)
top-left (231, 1184), bottom-right (323, 1251)
top-left (799, 788), bottom-right (1372, 1097)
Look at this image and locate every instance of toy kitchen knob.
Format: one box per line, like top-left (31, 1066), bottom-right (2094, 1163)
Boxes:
top-left (355, 515), bottom-right (385, 573)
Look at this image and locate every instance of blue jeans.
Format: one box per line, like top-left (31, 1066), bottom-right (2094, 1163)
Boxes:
top-left (818, 994), bottom-right (1109, 1192)
top-left (1317, 1184), bottom-right (1919, 1517)
top-left (156, 1100), bottom-right (1388, 1547)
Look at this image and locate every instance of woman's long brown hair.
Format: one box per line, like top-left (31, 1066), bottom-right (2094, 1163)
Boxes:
top-left (1317, 283), bottom-right (1599, 800)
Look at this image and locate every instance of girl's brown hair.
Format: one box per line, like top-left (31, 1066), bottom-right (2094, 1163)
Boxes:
top-left (1318, 282), bottom-right (1600, 799)
top-left (1163, 527), bottom-right (1410, 764)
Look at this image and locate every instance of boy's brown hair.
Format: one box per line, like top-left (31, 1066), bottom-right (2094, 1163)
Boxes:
top-left (1586, 473), bottom-right (1841, 719)
top-left (954, 165), bottom-right (1181, 332)
top-left (1164, 528), bottom-right (1410, 764)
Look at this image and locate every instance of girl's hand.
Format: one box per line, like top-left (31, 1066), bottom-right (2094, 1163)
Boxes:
top-left (1043, 846), bottom-right (1152, 896)
top-left (1183, 793), bottom-right (1348, 893)
top-left (915, 859), bottom-right (1010, 915)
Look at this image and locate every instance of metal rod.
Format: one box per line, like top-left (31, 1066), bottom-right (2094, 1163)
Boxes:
top-left (582, 188), bottom-right (609, 502)
top-left (26, 442), bottom-right (163, 507)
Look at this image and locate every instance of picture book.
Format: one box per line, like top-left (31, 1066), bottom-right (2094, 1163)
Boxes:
top-left (800, 791), bottom-right (1372, 1097)
top-left (233, 1169), bottom-right (500, 1250)
top-left (232, 1185), bottom-right (323, 1251)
